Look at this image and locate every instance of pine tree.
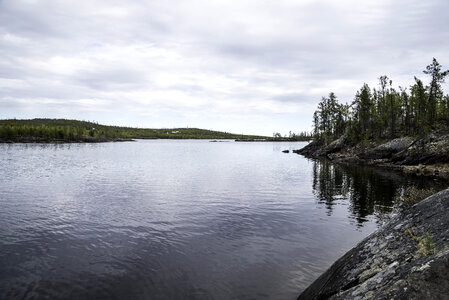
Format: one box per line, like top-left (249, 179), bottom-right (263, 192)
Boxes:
top-left (423, 58), bottom-right (449, 127)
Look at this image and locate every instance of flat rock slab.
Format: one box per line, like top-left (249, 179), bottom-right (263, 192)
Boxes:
top-left (375, 137), bottom-right (414, 152)
top-left (298, 189), bottom-right (449, 300)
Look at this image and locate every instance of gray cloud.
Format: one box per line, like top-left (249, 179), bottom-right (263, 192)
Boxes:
top-left (271, 93), bottom-right (309, 104)
top-left (1, 0), bottom-right (449, 135)
top-left (73, 67), bottom-right (148, 90)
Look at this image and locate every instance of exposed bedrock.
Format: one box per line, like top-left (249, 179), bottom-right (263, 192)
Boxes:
top-left (298, 189), bottom-right (449, 300)
top-left (294, 131), bottom-right (449, 178)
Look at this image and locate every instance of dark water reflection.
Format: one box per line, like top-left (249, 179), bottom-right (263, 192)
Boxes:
top-left (312, 160), bottom-right (445, 225)
top-left (0, 141), bottom-right (445, 299)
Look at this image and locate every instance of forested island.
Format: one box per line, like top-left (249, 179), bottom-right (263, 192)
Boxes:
top-left (297, 58), bottom-right (449, 178)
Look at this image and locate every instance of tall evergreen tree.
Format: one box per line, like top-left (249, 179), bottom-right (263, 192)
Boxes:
top-left (423, 58), bottom-right (449, 127)
top-left (399, 87), bottom-right (411, 135)
top-left (310, 59), bottom-right (448, 144)
top-left (352, 84), bottom-right (373, 140)
top-left (410, 77), bottom-right (428, 133)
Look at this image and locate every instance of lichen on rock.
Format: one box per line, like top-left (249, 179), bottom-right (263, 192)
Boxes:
top-left (297, 189), bottom-right (449, 300)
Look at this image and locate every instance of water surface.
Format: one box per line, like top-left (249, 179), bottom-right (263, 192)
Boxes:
top-left (0, 140), bottom-right (442, 299)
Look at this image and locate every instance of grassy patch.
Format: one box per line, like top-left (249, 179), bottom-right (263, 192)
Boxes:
top-left (406, 229), bottom-right (435, 256)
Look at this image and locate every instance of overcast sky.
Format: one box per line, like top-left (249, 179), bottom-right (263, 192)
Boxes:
top-left (1, 0), bottom-right (449, 136)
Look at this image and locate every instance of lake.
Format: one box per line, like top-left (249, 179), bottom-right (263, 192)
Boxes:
top-left (0, 140), bottom-right (442, 299)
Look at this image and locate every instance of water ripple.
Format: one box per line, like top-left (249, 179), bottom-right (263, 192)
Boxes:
top-left (0, 141), bottom-right (443, 299)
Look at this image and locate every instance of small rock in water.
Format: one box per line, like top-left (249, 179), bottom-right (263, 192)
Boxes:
top-left (282, 150), bottom-right (289, 153)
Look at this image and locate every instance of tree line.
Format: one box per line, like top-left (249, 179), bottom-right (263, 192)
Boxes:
top-left (313, 58), bottom-right (449, 144)
top-left (0, 119), bottom-right (265, 141)
top-left (272, 131), bottom-right (312, 141)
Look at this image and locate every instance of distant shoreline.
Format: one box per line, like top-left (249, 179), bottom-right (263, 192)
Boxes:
top-left (0, 118), bottom-right (312, 143)
top-left (0, 137), bottom-right (135, 144)
top-left (0, 137), bottom-right (311, 144)
top-left (0, 118), bottom-right (266, 141)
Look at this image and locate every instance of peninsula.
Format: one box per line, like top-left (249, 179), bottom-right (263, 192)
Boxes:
top-left (296, 58), bottom-right (449, 298)
top-left (296, 58), bottom-right (449, 179)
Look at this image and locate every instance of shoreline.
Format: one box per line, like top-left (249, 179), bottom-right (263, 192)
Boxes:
top-left (294, 132), bottom-right (449, 180)
top-left (0, 137), bottom-right (311, 144)
top-left (0, 137), bottom-right (136, 144)
top-left (295, 133), bottom-right (449, 299)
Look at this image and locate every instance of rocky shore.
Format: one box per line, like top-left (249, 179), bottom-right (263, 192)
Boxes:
top-left (294, 130), bottom-right (449, 179)
top-left (298, 188), bottom-right (449, 299)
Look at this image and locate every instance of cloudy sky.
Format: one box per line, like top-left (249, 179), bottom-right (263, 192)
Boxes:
top-left (1, 0), bottom-right (449, 135)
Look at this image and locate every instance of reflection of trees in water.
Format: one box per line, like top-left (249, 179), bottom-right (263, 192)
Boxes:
top-left (312, 160), bottom-right (438, 226)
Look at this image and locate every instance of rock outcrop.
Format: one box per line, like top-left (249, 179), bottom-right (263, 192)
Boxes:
top-left (294, 135), bottom-right (348, 158)
top-left (393, 133), bottom-right (449, 165)
top-left (298, 189), bottom-right (449, 300)
top-left (358, 137), bottom-right (414, 160)
top-left (294, 131), bottom-right (449, 179)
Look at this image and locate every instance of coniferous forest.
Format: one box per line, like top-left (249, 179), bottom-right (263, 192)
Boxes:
top-left (312, 58), bottom-right (449, 145)
top-left (0, 119), bottom-right (314, 142)
top-left (0, 119), bottom-right (266, 141)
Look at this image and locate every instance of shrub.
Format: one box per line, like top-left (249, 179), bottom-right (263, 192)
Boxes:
top-left (396, 186), bottom-right (439, 209)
